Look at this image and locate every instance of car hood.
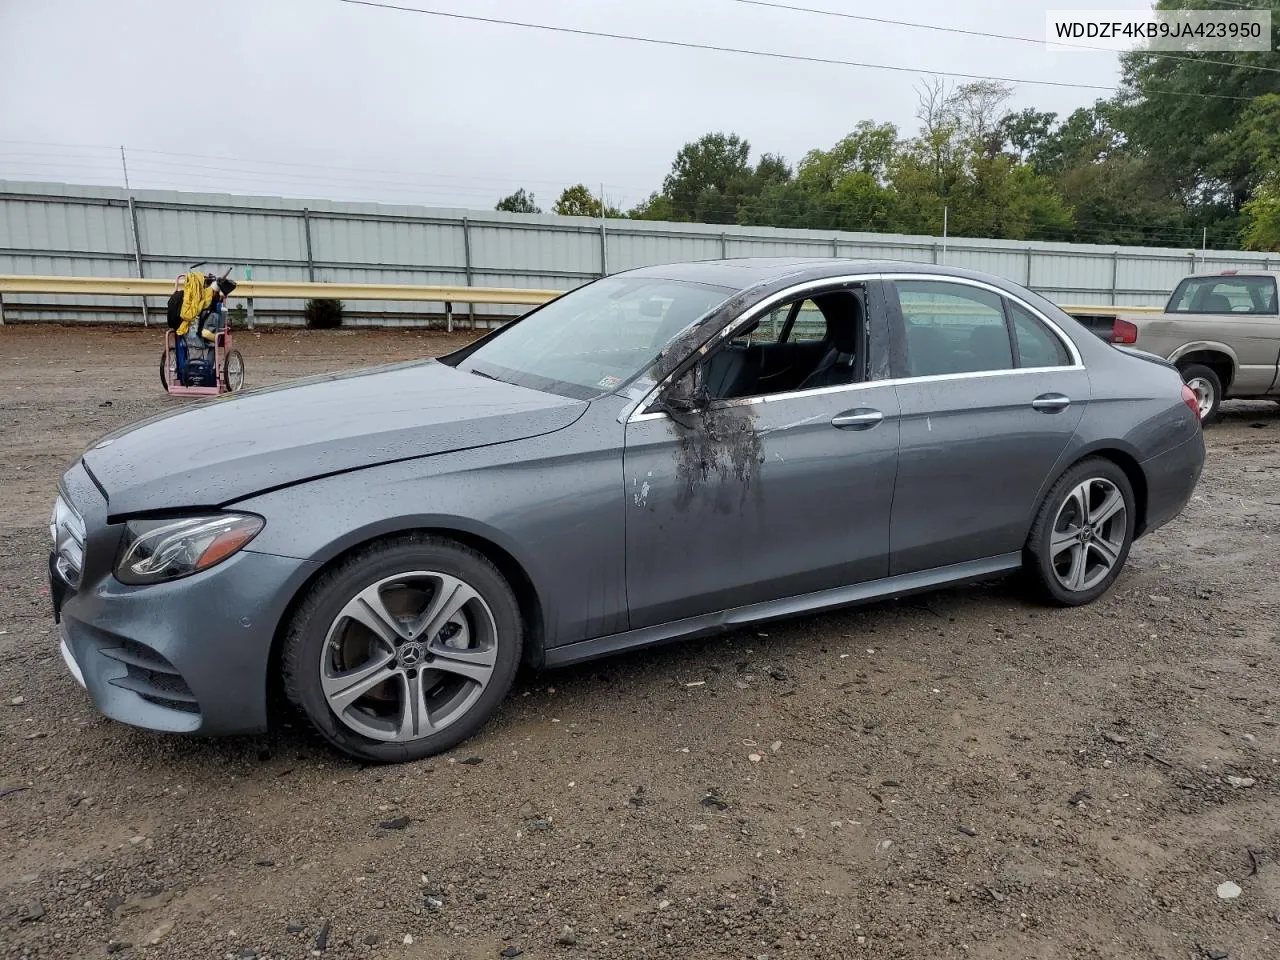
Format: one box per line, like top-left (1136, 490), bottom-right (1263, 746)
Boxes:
top-left (82, 359), bottom-right (587, 516)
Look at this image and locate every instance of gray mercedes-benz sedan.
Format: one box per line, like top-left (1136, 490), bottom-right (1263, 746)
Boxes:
top-left (50, 259), bottom-right (1204, 761)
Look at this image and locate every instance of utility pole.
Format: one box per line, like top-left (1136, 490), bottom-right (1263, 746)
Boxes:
top-left (121, 146), bottom-right (149, 326)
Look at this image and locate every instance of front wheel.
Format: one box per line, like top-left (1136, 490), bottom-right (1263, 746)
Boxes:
top-left (1180, 363), bottom-right (1222, 425)
top-left (1025, 457), bottom-right (1135, 607)
top-left (223, 350), bottom-right (245, 392)
top-left (159, 350), bottom-right (169, 390)
top-left (282, 536), bottom-right (523, 763)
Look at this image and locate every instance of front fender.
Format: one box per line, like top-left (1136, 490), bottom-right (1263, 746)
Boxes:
top-left (228, 402), bottom-right (630, 650)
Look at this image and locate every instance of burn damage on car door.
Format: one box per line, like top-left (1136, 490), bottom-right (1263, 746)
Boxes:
top-left (672, 404), bottom-right (763, 511)
top-left (642, 283), bottom-right (775, 513)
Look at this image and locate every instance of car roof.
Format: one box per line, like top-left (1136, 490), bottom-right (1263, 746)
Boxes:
top-left (620, 257), bottom-right (994, 289)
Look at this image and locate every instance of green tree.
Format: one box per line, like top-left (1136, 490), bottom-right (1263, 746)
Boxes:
top-left (1242, 175), bottom-right (1280, 250)
top-left (553, 183), bottom-right (622, 218)
top-left (795, 122), bottom-right (899, 192)
top-left (999, 108), bottom-right (1057, 164)
top-left (495, 188), bottom-right (541, 214)
top-left (1116, 0), bottom-right (1280, 209)
top-left (628, 191), bottom-right (676, 221)
top-left (661, 132), bottom-right (752, 220)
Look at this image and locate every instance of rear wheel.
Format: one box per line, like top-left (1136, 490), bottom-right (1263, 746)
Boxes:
top-left (282, 536), bottom-right (523, 763)
top-left (223, 350), bottom-right (245, 392)
top-left (1179, 363), bottom-right (1222, 424)
top-left (159, 350), bottom-right (169, 389)
top-left (1025, 457), bottom-right (1135, 607)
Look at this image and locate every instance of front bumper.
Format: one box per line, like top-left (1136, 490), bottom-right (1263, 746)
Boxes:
top-left (54, 547), bottom-right (317, 735)
top-left (51, 458), bottom-right (319, 736)
top-left (1140, 428), bottom-right (1205, 536)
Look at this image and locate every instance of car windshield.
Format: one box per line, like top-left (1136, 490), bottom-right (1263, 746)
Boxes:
top-left (1168, 275), bottom-right (1278, 315)
top-left (456, 276), bottom-right (733, 398)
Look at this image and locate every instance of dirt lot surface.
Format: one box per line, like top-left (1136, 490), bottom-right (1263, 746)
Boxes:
top-left (2, 325), bottom-right (1278, 960)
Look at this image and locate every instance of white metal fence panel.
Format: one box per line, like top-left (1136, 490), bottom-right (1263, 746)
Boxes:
top-left (3, 179), bottom-right (1279, 326)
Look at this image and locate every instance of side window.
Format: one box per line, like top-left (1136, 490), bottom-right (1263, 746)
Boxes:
top-left (896, 280), bottom-right (1012, 377)
top-left (780, 300), bottom-right (827, 344)
top-left (703, 289), bottom-right (865, 400)
top-left (1008, 301), bottom-right (1071, 368)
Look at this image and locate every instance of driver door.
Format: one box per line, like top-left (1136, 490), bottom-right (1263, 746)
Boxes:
top-left (621, 280), bottom-right (901, 629)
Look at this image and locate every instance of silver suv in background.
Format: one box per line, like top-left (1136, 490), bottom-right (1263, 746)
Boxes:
top-left (1092, 271), bottom-right (1280, 423)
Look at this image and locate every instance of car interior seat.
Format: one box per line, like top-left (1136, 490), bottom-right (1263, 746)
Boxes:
top-left (795, 293), bottom-right (863, 390)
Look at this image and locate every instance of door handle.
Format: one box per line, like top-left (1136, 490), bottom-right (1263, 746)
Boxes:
top-left (1031, 393), bottom-right (1071, 413)
top-left (832, 408), bottom-right (883, 430)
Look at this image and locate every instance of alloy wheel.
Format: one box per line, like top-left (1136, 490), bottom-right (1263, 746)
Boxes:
top-left (319, 571), bottom-right (498, 742)
top-left (1049, 478), bottom-right (1128, 593)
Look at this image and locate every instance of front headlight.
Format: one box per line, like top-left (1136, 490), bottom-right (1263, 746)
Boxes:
top-left (115, 513), bottom-right (264, 585)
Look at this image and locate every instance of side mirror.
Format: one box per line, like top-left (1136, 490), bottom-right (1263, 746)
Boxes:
top-left (660, 368), bottom-right (708, 416)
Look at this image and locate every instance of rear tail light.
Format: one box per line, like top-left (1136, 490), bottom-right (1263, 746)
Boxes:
top-left (1111, 318), bottom-right (1138, 344)
top-left (1181, 384), bottom-right (1202, 421)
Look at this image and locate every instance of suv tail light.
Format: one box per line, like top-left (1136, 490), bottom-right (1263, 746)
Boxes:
top-left (1111, 318), bottom-right (1138, 344)
top-left (1181, 384), bottom-right (1202, 421)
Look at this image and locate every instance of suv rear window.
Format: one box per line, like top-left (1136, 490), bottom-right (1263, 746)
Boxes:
top-left (1168, 275), bottom-right (1278, 315)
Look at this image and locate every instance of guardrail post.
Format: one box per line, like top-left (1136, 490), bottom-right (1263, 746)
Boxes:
top-left (445, 300), bottom-right (453, 334)
top-left (245, 265), bottom-right (255, 329)
top-left (0, 292), bottom-right (6, 326)
top-left (302, 208), bottom-right (316, 282)
top-left (127, 196), bottom-right (149, 327)
top-left (1025, 249), bottom-right (1033, 286)
top-left (832, 237), bottom-right (839, 258)
top-left (1110, 250), bottom-right (1120, 305)
top-left (600, 221), bottom-right (609, 278)
top-left (462, 217), bottom-right (475, 330)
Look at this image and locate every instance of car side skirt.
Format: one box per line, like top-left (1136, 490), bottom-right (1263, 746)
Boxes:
top-left (543, 552), bottom-right (1023, 668)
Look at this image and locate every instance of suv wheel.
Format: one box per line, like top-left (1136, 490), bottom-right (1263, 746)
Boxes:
top-left (282, 535), bottom-right (523, 763)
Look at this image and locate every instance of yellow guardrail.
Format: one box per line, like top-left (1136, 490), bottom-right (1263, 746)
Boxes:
top-left (0, 275), bottom-right (1167, 317)
top-left (1060, 304), bottom-right (1163, 314)
top-left (0, 275), bottom-right (560, 305)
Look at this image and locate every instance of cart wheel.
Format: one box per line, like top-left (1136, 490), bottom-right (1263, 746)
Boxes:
top-left (159, 350), bottom-right (170, 390)
top-left (224, 350), bottom-right (245, 392)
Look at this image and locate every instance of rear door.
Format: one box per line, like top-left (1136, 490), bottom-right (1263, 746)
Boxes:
top-left (886, 276), bottom-right (1089, 575)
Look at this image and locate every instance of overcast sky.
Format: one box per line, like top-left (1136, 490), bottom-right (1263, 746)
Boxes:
top-left (0, 0), bottom-right (1152, 211)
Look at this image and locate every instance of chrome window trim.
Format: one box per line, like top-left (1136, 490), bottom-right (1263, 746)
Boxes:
top-left (627, 364), bottom-right (1087, 422)
top-left (624, 271), bottom-right (1085, 425)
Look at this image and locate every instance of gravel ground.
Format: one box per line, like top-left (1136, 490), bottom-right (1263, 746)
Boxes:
top-left (2, 325), bottom-right (1278, 960)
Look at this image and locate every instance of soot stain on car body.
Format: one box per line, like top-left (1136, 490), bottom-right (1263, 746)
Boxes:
top-left (650, 289), bottom-right (755, 384)
top-left (673, 405), bottom-right (764, 513)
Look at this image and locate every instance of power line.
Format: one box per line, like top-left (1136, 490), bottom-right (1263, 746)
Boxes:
top-left (720, 0), bottom-right (1280, 75)
top-left (0, 140), bottom-right (646, 194)
top-left (331, 0), bottom-right (1260, 101)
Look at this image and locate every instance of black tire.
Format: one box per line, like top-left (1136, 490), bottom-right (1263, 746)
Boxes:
top-left (1025, 457), bottom-right (1136, 607)
top-left (224, 349), bottom-right (245, 392)
top-left (1179, 363), bottom-right (1222, 425)
top-left (159, 350), bottom-right (169, 390)
top-left (282, 535), bottom-right (523, 763)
